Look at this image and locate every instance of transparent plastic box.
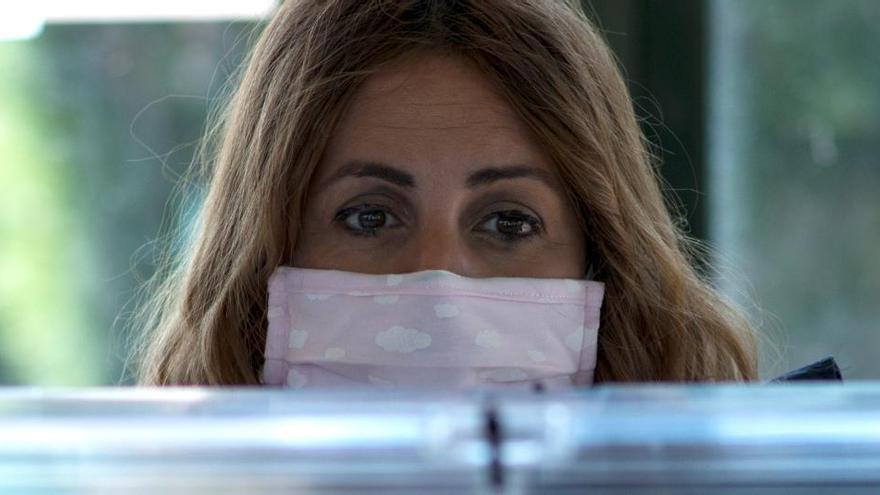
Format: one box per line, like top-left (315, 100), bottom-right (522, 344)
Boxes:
top-left (1, 384), bottom-right (880, 494)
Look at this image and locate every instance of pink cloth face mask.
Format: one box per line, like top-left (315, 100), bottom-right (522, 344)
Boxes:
top-left (262, 267), bottom-right (604, 390)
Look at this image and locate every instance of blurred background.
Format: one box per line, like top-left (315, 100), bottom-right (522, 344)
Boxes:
top-left (0, 0), bottom-right (877, 385)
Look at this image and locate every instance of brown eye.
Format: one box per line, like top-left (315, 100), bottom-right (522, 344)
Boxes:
top-left (335, 205), bottom-right (401, 237)
top-left (353, 210), bottom-right (386, 230)
top-left (477, 210), bottom-right (542, 241)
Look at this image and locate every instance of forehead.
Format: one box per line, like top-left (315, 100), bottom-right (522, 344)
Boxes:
top-left (320, 52), bottom-right (553, 180)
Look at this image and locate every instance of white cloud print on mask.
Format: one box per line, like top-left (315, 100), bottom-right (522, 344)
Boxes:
top-left (262, 267), bottom-right (604, 390)
top-left (375, 326), bottom-right (432, 353)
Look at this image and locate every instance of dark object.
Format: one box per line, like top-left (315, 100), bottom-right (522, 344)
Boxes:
top-left (483, 406), bottom-right (504, 488)
top-left (770, 357), bottom-right (843, 382)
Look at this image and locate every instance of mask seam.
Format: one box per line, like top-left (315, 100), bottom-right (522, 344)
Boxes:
top-left (287, 290), bottom-right (588, 304)
top-left (283, 284), bottom-right (605, 304)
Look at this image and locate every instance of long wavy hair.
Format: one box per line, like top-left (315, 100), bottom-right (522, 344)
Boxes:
top-left (134, 0), bottom-right (757, 385)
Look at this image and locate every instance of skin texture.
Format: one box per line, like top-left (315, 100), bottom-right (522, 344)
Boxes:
top-left (294, 52), bottom-right (586, 278)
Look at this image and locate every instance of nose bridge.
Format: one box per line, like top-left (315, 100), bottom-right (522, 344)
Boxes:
top-left (406, 220), bottom-right (470, 275)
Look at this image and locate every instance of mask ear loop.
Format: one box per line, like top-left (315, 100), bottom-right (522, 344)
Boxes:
top-left (584, 263), bottom-right (597, 280)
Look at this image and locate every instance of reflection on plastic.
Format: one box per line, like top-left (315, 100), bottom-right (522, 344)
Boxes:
top-left (1, 384), bottom-right (879, 494)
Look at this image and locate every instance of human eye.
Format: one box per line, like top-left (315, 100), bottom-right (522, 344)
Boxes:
top-left (334, 204), bottom-right (402, 237)
top-left (475, 209), bottom-right (544, 243)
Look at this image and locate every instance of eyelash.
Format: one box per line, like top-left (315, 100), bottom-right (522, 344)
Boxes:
top-left (333, 205), bottom-right (544, 242)
top-left (476, 210), bottom-right (544, 242)
top-left (333, 204), bottom-right (400, 238)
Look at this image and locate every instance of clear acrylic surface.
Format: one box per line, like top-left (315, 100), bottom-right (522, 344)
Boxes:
top-left (1, 384), bottom-right (880, 494)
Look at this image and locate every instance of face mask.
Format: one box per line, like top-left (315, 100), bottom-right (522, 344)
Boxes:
top-left (261, 267), bottom-right (604, 390)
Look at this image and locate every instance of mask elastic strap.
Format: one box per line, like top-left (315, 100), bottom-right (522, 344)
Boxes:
top-left (584, 263), bottom-right (597, 280)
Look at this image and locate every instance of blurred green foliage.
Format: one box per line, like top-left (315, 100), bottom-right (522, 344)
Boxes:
top-left (0, 23), bottom-right (252, 384)
top-left (713, 0), bottom-right (880, 378)
top-left (0, 42), bottom-right (99, 384)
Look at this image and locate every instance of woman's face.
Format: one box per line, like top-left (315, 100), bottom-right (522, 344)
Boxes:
top-left (294, 52), bottom-right (586, 278)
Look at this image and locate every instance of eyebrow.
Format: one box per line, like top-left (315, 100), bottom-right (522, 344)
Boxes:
top-left (465, 165), bottom-right (558, 189)
top-left (324, 160), bottom-right (558, 190)
top-left (325, 160), bottom-right (416, 188)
